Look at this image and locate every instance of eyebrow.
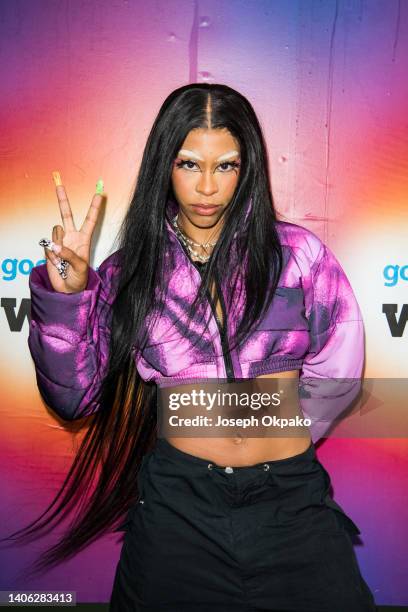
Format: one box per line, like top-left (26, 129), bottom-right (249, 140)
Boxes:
top-left (178, 149), bottom-right (240, 162)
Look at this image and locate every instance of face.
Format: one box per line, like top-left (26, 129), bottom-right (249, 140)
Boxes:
top-left (171, 128), bottom-right (241, 234)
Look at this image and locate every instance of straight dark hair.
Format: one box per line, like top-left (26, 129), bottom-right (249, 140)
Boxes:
top-left (2, 83), bottom-right (283, 577)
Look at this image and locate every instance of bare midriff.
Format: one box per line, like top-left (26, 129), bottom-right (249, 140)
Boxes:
top-left (166, 275), bottom-right (311, 466)
top-left (166, 369), bottom-right (311, 467)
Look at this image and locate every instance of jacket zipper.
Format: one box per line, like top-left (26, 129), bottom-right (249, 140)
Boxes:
top-left (173, 237), bottom-right (235, 380)
top-left (207, 277), bottom-right (235, 382)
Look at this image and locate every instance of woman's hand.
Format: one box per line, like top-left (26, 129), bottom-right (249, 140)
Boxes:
top-left (42, 177), bottom-right (105, 294)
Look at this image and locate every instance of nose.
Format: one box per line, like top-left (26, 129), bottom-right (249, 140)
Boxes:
top-left (196, 170), bottom-right (218, 196)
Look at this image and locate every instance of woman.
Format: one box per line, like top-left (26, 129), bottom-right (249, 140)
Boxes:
top-left (15, 84), bottom-right (376, 610)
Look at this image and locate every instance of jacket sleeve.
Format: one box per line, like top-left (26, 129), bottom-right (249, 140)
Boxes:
top-left (28, 252), bottom-right (121, 421)
top-left (298, 242), bottom-right (365, 444)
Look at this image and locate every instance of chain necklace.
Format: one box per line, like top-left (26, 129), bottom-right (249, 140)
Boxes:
top-left (172, 213), bottom-right (217, 263)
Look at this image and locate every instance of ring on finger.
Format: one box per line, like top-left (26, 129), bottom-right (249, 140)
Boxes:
top-left (39, 238), bottom-right (70, 279)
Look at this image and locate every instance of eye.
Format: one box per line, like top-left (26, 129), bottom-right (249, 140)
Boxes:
top-left (175, 160), bottom-right (240, 172)
top-left (175, 160), bottom-right (200, 171)
top-left (218, 161), bottom-right (240, 172)
top-left (184, 160), bottom-right (197, 170)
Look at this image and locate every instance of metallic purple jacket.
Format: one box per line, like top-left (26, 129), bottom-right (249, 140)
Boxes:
top-left (28, 200), bottom-right (364, 443)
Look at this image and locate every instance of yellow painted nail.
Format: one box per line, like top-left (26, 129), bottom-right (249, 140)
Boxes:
top-left (52, 171), bottom-right (62, 186)
top-left (95, 178), bottom-right (104, 194)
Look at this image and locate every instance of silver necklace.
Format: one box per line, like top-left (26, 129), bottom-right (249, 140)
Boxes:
top-left (172, 213), bottom-right (217, 263)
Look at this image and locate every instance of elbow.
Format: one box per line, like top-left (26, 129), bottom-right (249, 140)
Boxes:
top-left (28, 336), bottom-right (102, 421)
top-left (36, 377), bottom-right (98, 422)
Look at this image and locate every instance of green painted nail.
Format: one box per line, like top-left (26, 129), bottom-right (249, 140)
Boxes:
top-left (95, 178), bottom-right (104, 194)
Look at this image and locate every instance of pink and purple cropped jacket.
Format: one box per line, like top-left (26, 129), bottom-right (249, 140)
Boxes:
top-left (28, 199), bottom-right (364, 443)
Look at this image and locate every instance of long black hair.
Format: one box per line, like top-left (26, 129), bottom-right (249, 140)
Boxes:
top-left (2, 83), bottom-right (283, 577)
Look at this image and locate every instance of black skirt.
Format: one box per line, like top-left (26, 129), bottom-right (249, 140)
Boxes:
top-left (110, 438), bottom-right (377, 612)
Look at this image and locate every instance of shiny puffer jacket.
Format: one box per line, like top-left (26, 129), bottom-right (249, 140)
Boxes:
top-left (28, 198), bottom-right (364, 443)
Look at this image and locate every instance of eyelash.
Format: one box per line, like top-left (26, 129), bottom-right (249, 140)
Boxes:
top-left (175, 160), bottom-right (240, 172)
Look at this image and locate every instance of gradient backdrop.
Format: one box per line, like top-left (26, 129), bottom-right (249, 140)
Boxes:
top-left (0, 0), bottom-right (407, 606)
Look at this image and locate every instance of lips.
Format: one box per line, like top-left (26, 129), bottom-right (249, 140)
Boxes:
top-left (191, 204), bottom-right (220, 216)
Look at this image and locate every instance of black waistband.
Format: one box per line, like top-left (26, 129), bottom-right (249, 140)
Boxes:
top-left (154, 437), bottom-right (316, 470)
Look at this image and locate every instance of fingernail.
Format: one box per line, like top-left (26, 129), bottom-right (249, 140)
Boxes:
top-left (52, 171), bottom-right (62, 186)
top-left (52, 244), bottom-right (62, 254)
top-left (95, 178), bottom-right (104, 194)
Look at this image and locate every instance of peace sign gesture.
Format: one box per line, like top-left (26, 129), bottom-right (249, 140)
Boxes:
top-left (41, 172), bottom-right (105, 293)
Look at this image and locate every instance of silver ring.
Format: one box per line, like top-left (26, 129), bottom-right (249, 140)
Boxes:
top-left (39, 238), bottom-right (54, 250)
top-left (55, 259), bottom-right (69, 279)
top-left (39, 238), bottom-right (70, 279)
